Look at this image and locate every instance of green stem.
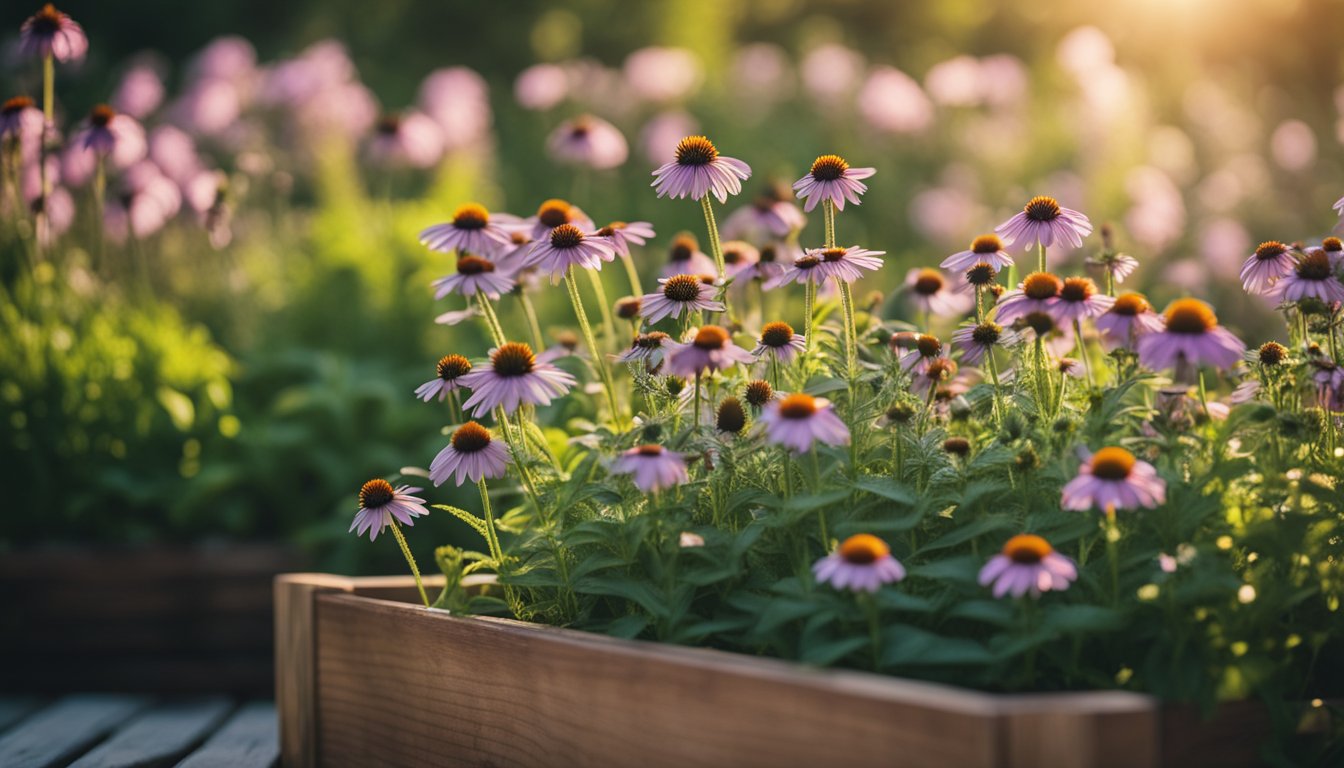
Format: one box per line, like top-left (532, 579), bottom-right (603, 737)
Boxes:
top-left (700, 195), bottom-right (725, 280)
top-left (517, 290), bottom-right (545, 351)
top-left (823, 199), bottom-right (836, 249)
top-left (803, 281), bottom-right (816, 354)
top-left (987, 347), bottom-right (1005, 428)
top-left (1037, 241), bottom-right (1046, 274)
top-left (1073, 319), bottom-right (1094, 390)
top-left (585, 268), bottom-right (617, 352)
top-left (389, 523), bottom-right (430, 607)
top-left (620, 253), bottom-right (644, 297)
top-left (476, 292), bottom-right (506, 347)
top-left (564, 266), bottom-right (624, 428)
top-left (478, 478), bottom-right (504, 564)
top-left (838, 278), bottom-right (858, 383)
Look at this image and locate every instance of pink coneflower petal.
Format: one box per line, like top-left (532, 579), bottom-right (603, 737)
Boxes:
top-left (458, 342), bottom-right (577, 416)
top-left (640, 275), bottom-right (725, 324)
top-left (351, 480), bottom-right (428, 541)
top-left (813, 534), bottom-right (905, 593)
top-left (792, 155), bottom-right (876, 213)
top-left (651, 136), bottom-right (752, 203)
top-left (757, 393), bottom-right (850, 453)
top-left (995, 196), bottom-right (1092, 251)
top-left (1060, 447), bottom-right (1166, 513)
top-left (611, 445), bottom-right (689, 493)
top-left (979, 535), bottom-right (1076, 599)
top-left (429, 422), bottom-right (510, 487)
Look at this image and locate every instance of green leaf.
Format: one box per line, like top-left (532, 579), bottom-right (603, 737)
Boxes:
top-left (916, 515), bottom-right (1016, 555)
top-left (1042, 604), bottom-right (1128, 633)
top-left (882, 626), bottom-right (994, 667)
top-left (852, 477), bottom-right (917, 505)
top-left (432, 503), bottom-right (490, 540)
top-left (575, 576), bottom-right (669, 619)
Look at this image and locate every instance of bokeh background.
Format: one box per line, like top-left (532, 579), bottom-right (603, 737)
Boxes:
top-left (3, 0), bottom-right (1343, 574)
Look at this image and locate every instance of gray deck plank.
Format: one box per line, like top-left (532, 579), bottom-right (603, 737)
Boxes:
top-left (174, 702), bottom-right (278, 768)
top-left (0, 697), bottom-right (44, 732)
top-left (69, 697), bottom-right (234, 768)
top-left (0, 694), bottom-right (150, 768)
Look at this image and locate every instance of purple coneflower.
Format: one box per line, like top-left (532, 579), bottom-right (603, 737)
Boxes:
top-left (432, 255), bottom-right (515, 299)
top-left (367, 111), bottom-right (444, 170)
top-left (942, 234), bottom-right (1014, 273)
top-left (640, 274), bottom-right (724, 323)
top-left (651, 135), bottom-right (751, 203)
top-left (763, 251), bottom-right (826, 289)
top-left (952, 321), bottom-right (1019, 366)
top-left (752, 321), bottom-right (806, 363)
top-left (458, 342), bottom-right (577, 416)
top-left (1137, 299), bottom-right (1245, 372)
top-left (1051, 276), bottom-right (1114, 324)
top-left (978, 534), bottom-right (1077, 599)
top-left (546, 114), bottom-right (628, 171)
top-left (1061, 446), bottom-right (1166, 512)
top-left (722, 184), bottom-right (806, 240)
top-left (1095, 292), bottom-right (1164, 351)
top-left (993, 272), bottom-right (1062, 325)
top-left (816, 245), bottom-right (886, 284)
top-left (430, 421), bottom-right (510, 487)
top-left (721, 240), bottom-right (760, 281)
top-left (0, 97), bottom-right (43, 154)
top-left (615, 332), bottom-right (671, 364)
top-left (349, 479), bottom-right (428, 541)
top-left (20, 4), bottom-right (87, 62)
top-left (910, 358), bottom-right (958, 397)
top-left (77, 105), bottom-right (147, 167)
top-left (611, 445), bottom-right (689, 493)
top-left (813, 534), bottom-right (905, 593)
top-left (1240, 241), bottom-right (1294, 295)
top-left (1322, 237), bottom-right (1344, 268)
top-left (663, 326), bottom-right (756, 377)
top-left (906, 268), bottom-right (974, 317)
top-left (1276, 249), bottom-right (1344, 305)
top-left (662, 232), bottom-right (717, 279)
top-left (753, 241), bottom-right (798, 285)
top-left (596, 220), bottom-right (655, 257)
top-left (524, 198), bottom-right (595, 241)
top-left (1089, 250), bottom-right (1139, 285)
top-left (758, 393), bottom-right (850, 453)
top-left (898, 333), bottom-right (944, 374)
top-left (792, 154), bottom-right (875, 213)
top-left (420, 203), bottom-right (520, 259)
top-left (415, 354), bottom-right (472, 402)
top-left (526, 223), bottom-right (616, 282)
top-left (996, 195), bottom-right (1092, 251)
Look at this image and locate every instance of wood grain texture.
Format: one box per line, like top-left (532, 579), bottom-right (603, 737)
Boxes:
top-left (1000, 693), bottom-right (1158, 768)
top-left (312, 591), bottom-right (1013, 768)
top-left (275, 574), bottom-right (355, 768)
top-left (68, 697), bottom-right (233, 768)
top-left (176, 701), bottom-right (280, 768)
top-left (0, 694), bottom-right (149, 768)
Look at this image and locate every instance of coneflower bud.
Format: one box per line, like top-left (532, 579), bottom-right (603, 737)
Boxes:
top-left (1258, 342), bottom-right (1287, 367)
top-left (885, 402), bottom-right (917, 424)
top-left (616, 296), bottom-right (641, 319)
top-left (555, 330), bottom-right (579, 351)
top-left (942, 437), bottom-right (970, 457)
top-left (716, 397), bottom-right (747, 434)
top-left (744, 379), bottom-right (774, 407)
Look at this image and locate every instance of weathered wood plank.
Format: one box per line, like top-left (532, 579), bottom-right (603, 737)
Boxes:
top-left (174, 701), bottom-right (278, 768)
top-left (67, 698), bottom-right (234, 768)
top-left (0, 698), bottom-right (43, 733)
top-left (314, 592), bottom-right (1008, 768)
top-left (1000, 692), bottom-right (1159, 768)
top-left (0, 694), bottom-right (149, 768)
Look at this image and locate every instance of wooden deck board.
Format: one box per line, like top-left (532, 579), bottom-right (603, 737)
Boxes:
top-left (174, 702), bottom-right (279, 768)
top-left (0, 694), bottom-right (150, 768)
top-left (68, 697), bottom-right (234, 768)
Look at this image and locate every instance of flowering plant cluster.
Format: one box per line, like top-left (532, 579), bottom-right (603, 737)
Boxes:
top-left (348, 120), bottom-right (1343, 752)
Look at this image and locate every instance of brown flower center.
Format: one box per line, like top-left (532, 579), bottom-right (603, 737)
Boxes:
top-left (675, 135), bottom-right (719, 166)
top-left (760, 321), bottom-right (795, 348)
top-left (794, 255), bottom-right (822, 271)
top-left (616, 297), bottom-right (641, 319)
top-left (452, 203), bottom-right (489, 230)
top-left (1024, 195), bottom-right (1061, 222)
top-left (2, 96), bottom-right (35, 115)
top-left (549, 223), bottom-right (584, 249)
top-left (662, 274), bottom-right (703, 302)
top-left (376, 114), bottom-right (401, 135)
top-left (669, 234), bottom-right (699, 261)
top-left (1254, 241), bottom-right (1288, 261)
top-left (1003, 533), bottom-right (1052, 564)
top-left (30, 5), bottom-right (63, 34)
top-left (451, 421), bottom-right (493, 453)
top-left (456, 255), bottom-right (495, 275)
top-left (537, 198), bottom-right (574, 228)
top-left (1022, 272), bottom-right (1062, 300)
top-left (90, 104), bottom-right (115, 128)
top-left (759, 245), bottom-right (778, 263)
top-left (1324, 237), bottom-right (1342, 252)
top-left (810, 154), bottom-right (849, 181)
top-left (943, 437), bottom-right (970, 456)
top-left (636, 444), bottom-right (665, 457)
top-left (915, 334), bottom-right (942, 358)
top-left (965, 263), bottom-right (996, 286)
top-left (1111, 292), bottom-right (1149, 316)
top-left (925, 358), bottom-right (957, 381)
top-left (838, 533), bottom-right (890, 565)
top-left (821, 248), bottom-right (848, 263)
top-left (971, 322), bottom-right (1002, 345)
top-left (491, 342), bottom-right (536, 376)
top-left (778, 393), bottom-right (818, 419)
top-left (1258, 342), bottom-right (1287, 366)
top-left (692, 325), bottom-right (729, 350)
top-left (1296, 250), bottom-right (1333, 280)
top-left (745, 379), bottom-right (773, 406)
top-left (1022, 311), bottom-right (1056, 336)
top-left (359, 478), bottom-right (395, 509)
top-left (912, 268), bottom-right (945, 295)
top-left (634, 332), bottom-right (669, 349)
top-left (1059, 277), bottom-right (1097, 303)
top-left (1090, 446), bottom-right (1136, 480)
top-left (971, 234), bottom-right (1004, 254)
top-left (436, 354), bottom-right (472, 381)
top-left (1163, 298), bottom-right (1217, 334)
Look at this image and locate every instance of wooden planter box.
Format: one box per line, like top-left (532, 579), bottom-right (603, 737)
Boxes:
top-left (276, 574), bottom-right (1275, 768)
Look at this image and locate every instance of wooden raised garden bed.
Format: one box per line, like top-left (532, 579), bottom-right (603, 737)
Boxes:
top-left (275, 574), bottom-right (1275, 768)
